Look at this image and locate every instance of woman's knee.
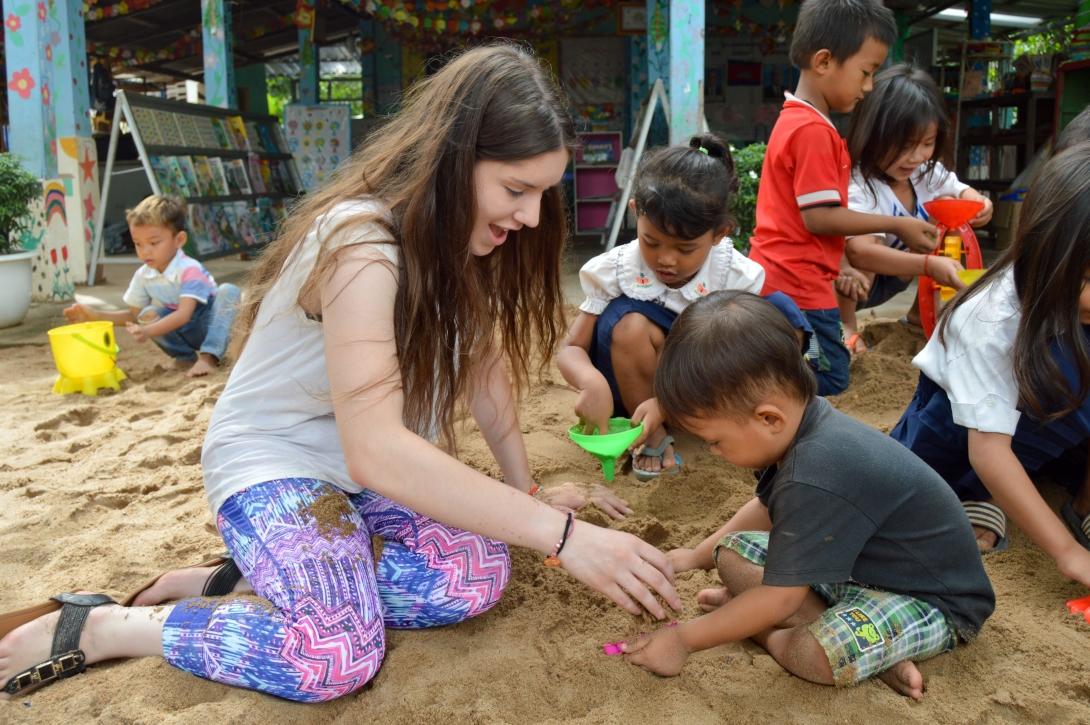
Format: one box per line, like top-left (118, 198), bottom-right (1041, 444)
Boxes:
top-left (280, 599), bottom-right (387, 702)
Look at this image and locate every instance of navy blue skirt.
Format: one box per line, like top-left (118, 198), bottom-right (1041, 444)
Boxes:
top-left (892, 346), bottom-right (1090, 502)
top-left (589, 292), bottom-right (812, 418)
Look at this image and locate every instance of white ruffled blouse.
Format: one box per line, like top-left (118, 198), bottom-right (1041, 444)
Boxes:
top-left (578, 239), bottom-right (766, 316)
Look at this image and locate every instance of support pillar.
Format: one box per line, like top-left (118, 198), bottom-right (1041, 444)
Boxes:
top-left (296, 0), bottom-right (319, 104)
top-left (667, 0), bottom-right (703, 144)
top-left (3, 0), bottom-right (57, 178)
top-left (202, 0), bottom-right (237, 108)
top-left (359, 16), bottom-right (377, 116)
top-left (969, 0), bottom-right (991, 40)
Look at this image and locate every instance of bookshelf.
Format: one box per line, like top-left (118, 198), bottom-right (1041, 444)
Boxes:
top-left (574, 131), bottom-right (623, 238)
top-left (955, 92), bottom-right (1054, 192)
top-left (89, 91), bottom-right (304, 282)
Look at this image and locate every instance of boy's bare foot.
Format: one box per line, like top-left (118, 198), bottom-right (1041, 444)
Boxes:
top-left (634, 429), bottom-right (677, 474)
top-left (878, 660), bottom-right (925, 700)
top-left (132, 565), bottom-right (253, 607)
top-left (186, 353), bottom-right (218, 378)
top-left (696, 587), bottom-right (732, 612)
top-left (972, 525), bottom-right (1000, 552)
top-left (0, 600), bottom-right (114, 699)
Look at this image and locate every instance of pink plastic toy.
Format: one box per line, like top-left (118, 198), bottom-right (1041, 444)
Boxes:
top-left (602, 642), bottom-right (624, 655)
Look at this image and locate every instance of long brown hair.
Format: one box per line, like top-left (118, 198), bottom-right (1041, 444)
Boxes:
top-left (938, 142), bottom-right (1090, 421)
top-left (234, 43), bottom-right (575, 446)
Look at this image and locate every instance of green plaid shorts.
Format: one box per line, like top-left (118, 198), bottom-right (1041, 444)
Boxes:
top-left (715, 531), bottom-right (957, 686)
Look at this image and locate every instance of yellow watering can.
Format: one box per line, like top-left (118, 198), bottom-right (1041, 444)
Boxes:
top-left (47, 320), bottom-right (127, 396)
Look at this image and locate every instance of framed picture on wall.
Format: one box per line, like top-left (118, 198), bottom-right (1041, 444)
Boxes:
top-left (618, 3), bottom-right (647, 34)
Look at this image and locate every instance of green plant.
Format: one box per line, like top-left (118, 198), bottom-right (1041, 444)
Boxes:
top-left (729, 142), bottom-right (766, 253)
top-left (0, 154), bottom-right (41, 255)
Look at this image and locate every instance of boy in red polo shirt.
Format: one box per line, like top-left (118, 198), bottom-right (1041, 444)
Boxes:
top-left (748, 0), bottom-right (938, 395)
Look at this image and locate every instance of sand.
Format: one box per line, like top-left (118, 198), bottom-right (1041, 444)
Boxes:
top-left (2, 318), bottom-right (1090, 724)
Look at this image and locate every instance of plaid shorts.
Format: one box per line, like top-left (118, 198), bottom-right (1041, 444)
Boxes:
top-left (715, 531), bottom-right (957, 686)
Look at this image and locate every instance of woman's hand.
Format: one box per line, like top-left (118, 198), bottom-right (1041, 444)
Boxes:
top-left (575, 377), bottom-right (613, 436)
top-left (629, 398), bottom-right (664, 449)
top-left (540, 481), bottom-right (633, 520)
top-left (559, 520), bottom-right (682, 618)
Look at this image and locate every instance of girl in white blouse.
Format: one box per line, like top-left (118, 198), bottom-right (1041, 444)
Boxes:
top-left (557, 133), bottom-right (809, 481)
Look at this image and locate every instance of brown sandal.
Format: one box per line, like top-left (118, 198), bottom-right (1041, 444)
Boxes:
top-left (122, 555), bottom-right (242, 607)
top-left (1, 593), bottom-right (116, 696)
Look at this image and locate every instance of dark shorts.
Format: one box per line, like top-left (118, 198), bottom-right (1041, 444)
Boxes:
top-left (802, 308), bottom-right (850, 396)
top-left (589, 293), bottom-right (813, 417)
top-left (858, 274), bottom-right (912, 311)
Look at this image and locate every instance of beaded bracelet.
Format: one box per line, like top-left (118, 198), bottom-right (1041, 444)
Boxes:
top-left (528, 483), bottom-right (542, 498)
top-left (544, 512), bottom-right (574, 567)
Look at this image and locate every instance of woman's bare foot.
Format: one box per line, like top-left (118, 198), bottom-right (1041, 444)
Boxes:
top-left (972, 524), bottom-right (1000, 552)
top-left (878, 659), bottom-right (925, 700)
top-left (696, 587), bottom-right (732, 613)
top-left (132, 566), bottom-right (253, 607)
top-left (186, 353), bottom-right (218, 378)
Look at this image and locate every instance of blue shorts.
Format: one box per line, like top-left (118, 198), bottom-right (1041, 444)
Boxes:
top-left (802, 308), bottom-right (850, 396)
top-left (589, 293), bottom-right (813, 417)
top-left (858, 274), bottom-right (912, 311)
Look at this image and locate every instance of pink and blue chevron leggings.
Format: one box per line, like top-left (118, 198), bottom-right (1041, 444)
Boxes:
top-left (161, 478), bottom-right (510, 702)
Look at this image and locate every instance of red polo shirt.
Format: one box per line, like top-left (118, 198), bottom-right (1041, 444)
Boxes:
top-left (748, 95), bottom-right (851, 310)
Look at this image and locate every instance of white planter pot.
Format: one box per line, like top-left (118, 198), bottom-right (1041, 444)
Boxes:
top-left (0, 250), bottom-right (35, 328)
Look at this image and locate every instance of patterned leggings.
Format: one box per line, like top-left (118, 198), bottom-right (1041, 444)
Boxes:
top-left (161, 478), bottom-right (510, 702)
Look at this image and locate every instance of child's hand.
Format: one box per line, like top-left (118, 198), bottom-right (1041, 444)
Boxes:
top-left (540, 482), bottom-right (633, 520)
top-left (834, 266), bottom-right (870, 302)
top-left (125, 322), bottom-right (149, 343)
top-left (1056, 545), bottom-right (1090, 590)
top-left (630, 398), bottom-right (664, 448)
top-left (63, 303), bottom-right (95, 323)
top-left (897, 217), bottom-right (940, 254)
top-left (969, 195), bottom-right (994, 226)
top-left (575, 379), bottom-right (613, 436)
top-left (623, 625), bottom-right (690, 677)
top-left (666, 547), bottom-right (701, 574)
top-left (926, 254), bottom-right (965, 289)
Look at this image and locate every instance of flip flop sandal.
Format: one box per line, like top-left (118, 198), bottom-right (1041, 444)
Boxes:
top-left (122, 554), bottom-right (242, 607)
top-left (844, 332), bottom-right (868, 356)
top-left (632, 434), bottom-right (683, 483)
top-left (0, 593), bottom-right (116, 696)
top-left (962, 501), bottom-right (1010, 554)
top-left (1061, 501), bottom-right (1090, 551)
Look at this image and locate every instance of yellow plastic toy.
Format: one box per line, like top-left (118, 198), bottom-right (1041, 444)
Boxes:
top-left (47, 320), bottom-right (127, 396)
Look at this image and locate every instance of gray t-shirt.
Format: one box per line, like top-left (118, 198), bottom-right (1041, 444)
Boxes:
top-left (756, 397), bottom-right (995, 639)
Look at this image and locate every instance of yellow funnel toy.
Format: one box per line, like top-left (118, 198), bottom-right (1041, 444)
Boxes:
top-left (47, 321), bottom-right (127, 396)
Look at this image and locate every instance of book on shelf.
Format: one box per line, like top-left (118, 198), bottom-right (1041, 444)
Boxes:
top-left (155, 111), bottom-right (184, 146)
top-left (191, 156), bottom-right (217, 197)
top-left (210, 118), bottom-right (233, 150)
top-left (226, 116), bottom-right (250, 150)
top-left (131, 106), bottom-right (163, 145)
top-left (224, 159), bottom-right (252, 195)
top-left (175, 156), bottom-right (199, 195)
top-left (206, 157), bottom-right (231, 196)
top-left (176, 114), bottom-right (202, 148)
top-left (195, 116), bottom-right (219, 150)
top-left (247, 154), bottom-right (267, 193)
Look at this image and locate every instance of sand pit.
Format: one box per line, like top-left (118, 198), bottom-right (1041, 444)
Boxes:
top-left (2, 319), bottom-right (1090, 723)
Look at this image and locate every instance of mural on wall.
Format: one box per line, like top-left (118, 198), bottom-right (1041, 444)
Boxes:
top-left (561, 37), bottom-right (626, 129)
top-left (284, 104), bottom-right (351, 192)
top-left (201, 0), bottom-right (236, 109)
top-left (21, 181), bottom-right (74, 302)
top-left (4, 0), bottom-right (58, 178)
top-left (57, 136), bottom-right (98, 284)
top-left (52, 0), bottom-right (90, 137)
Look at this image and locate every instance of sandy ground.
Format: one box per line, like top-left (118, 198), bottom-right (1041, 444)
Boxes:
top-left (2, 313), bottom-right (1090, 724)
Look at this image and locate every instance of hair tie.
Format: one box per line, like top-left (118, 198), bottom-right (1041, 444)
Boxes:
top-left (697, 146), bottom-right (709, 155)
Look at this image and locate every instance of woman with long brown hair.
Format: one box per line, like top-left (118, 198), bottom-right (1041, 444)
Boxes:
top-left (0, 44), bottom-right (679, 702)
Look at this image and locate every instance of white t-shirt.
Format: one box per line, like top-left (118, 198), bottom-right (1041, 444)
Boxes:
top-left (578, 239), bottom-right (765, 316)
top-left (913, 267), bottom-right (1021, 435)
top-left (847, 162), bottom-right (969, 250)
top-left (202, 200), bottom-right (397, 515)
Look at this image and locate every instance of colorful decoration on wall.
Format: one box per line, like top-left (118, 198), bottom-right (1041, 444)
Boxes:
top-left (83, 0), bottom-right (165, 22)
top-left (22, 181), bottom-right (75, 302)
top-left (284, 104), bottom-right (351, 192)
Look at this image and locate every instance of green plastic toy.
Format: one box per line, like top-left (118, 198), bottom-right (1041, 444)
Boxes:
top-left (567, 417), bottom-right (645, 481)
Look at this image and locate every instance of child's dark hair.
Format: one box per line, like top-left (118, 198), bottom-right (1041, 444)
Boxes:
top-left (847, 64), bottom-right (952, 200)
top-left (655, 291), bottom-right (816, 425)
top-left (126, 194), bottom-right (186, 234)
top-left (939, 142), bottom-right (1090, 421)
top-left (631, 133), bottom-right (737, 240)
top-left (789, 0), bottom-right (896, 69)
top-left (1055, 105), bottom-right (1090, 155)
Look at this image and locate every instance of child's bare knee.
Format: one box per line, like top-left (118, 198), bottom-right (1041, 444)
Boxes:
top-left (714, 543), bottom-right (758, 591)
top-left (767, 626), bottom-right (834, 686)
top-left (611, 313), bottom-right (655, 350)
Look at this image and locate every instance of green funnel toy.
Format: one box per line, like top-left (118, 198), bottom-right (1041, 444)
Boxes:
top-left (568, 417), bottom-right (644, 481)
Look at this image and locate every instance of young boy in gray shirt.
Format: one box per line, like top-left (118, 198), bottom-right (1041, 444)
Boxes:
top-left (619, 291), bottom-right (994, 700)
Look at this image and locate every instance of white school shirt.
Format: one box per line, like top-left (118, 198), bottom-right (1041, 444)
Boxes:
top-left (847, 162), bottom-right (970, 250)
top-left (122, 250), bottom-right (217, 310)
top-left (201, 200), bottom-right (399, 515)
top-left (913, 267), bottom-right (1021, 435)
top-left (578, 239), bottom-right (765, 316)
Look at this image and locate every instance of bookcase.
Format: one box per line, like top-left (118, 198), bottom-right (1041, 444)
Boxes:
top-left (89, 90), bottom-right (304, 280)
top-left (573, 131), bottom-right (623, 237)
